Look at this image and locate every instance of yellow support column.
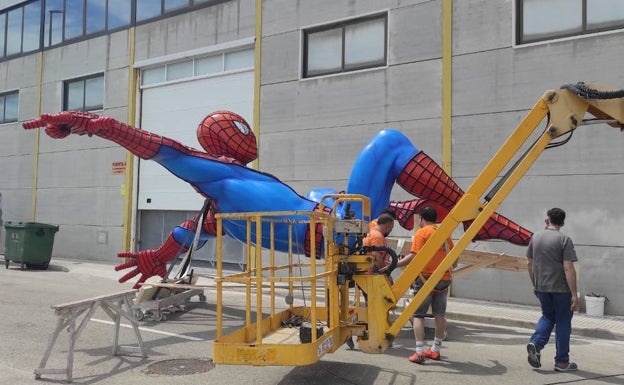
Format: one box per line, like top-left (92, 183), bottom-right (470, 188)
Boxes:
top-left (122, 27), bottom-right (137, 252)
top-left (442, 0), bottom-right (453, 175)
top-left (31, 52), bottom-right (44, 220)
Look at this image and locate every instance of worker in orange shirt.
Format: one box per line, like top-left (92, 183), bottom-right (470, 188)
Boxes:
top-left (396, 206), bottom-right (453, 364)
top-left (368, 208), bottom-right (398, 232)
top-left (364, 213), bottom-right (396, 273)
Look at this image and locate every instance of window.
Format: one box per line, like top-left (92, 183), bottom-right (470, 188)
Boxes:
top-left (224, 49), bottom-right (254, 71)
top-left (141, 48), bottom-right (254, 86)
top-left (0, 13), bottom-right (5, 58)
top-left (0, 91), bottom-right (19, 123)
top-left (45, 0), bottom-right (64, 47)
top-left (22, 1), bottom-right (42, 53)
top-left (303, 13), bottom-right (387, 78)
top-left (136, 0), bottom-right (162, 22)
top-left (6, 8), bottom-right (23, 56)
top-left (108, 0), bottom-right (131, 30)
top-left (86, 0), bottom-right (106, 35)
top-left (166, 60), bottom-right (193, 81)
top-left (0, 0), bottom-right (217, 60)
top-left (64, 74), bottom-right (104, 111)
top-left (64, 0), bottom-right (84, 40)
top-left (517, 0), bottom-right (624, 44)
top-left (165, 0), bottom-right (189, 12)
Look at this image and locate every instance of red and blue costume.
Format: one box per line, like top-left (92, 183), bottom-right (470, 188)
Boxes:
top-left (24, 111), bottom-right (531, 288)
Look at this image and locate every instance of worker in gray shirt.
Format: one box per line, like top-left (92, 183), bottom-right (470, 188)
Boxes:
top-left (526, 207), bottom-right (578, 372)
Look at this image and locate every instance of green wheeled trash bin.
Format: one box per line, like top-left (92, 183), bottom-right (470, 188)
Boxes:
top-left (4, 221), bottom-right (59, 270)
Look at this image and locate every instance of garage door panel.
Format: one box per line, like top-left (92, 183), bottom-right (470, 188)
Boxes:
top-left (139, 70), bottom-right (253, 211)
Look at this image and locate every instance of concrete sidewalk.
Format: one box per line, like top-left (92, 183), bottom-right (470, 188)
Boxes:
top-left (447, 297), bottom-right (624, 341)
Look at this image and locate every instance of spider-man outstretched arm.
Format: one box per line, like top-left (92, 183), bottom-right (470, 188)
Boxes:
top-left (23, 111), bottom-right (320, 287)
top-left (22, 111), bottom-right (235, 163)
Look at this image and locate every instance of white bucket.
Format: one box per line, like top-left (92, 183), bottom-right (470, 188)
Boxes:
top-left (585, 295), bottom-right (605, 316)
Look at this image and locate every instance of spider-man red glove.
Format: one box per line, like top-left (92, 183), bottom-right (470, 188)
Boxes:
top-left (115, 250), bottom-right (168, 289)
top-left (22, 111), bottom-right (116, 139)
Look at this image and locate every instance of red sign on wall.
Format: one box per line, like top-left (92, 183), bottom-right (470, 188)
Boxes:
top-left (112, 161), bottom-right (126, 175)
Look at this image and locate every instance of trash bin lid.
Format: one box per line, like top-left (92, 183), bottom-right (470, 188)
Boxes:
top-left (4, 221), bottom-right (59, 232)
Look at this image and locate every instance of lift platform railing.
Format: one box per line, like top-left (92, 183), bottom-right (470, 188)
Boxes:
top-left (212, 210), bottom-right (336, 366)
top-left (212, 195), bottom-right (375, 366)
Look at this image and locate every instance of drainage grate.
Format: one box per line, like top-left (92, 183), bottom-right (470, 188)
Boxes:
top-left (147, 358), bottom-right (215, 375)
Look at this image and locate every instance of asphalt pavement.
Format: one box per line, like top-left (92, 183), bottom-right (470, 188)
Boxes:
top-left (1, 255), bottom-right (623, 385)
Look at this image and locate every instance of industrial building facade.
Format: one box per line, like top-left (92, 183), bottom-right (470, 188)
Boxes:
top-left (0, 0), bottom-right (622, 314)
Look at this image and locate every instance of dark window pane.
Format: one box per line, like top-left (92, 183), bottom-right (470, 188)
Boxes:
top-left (0, 96), bottom-right (5, 122)
top-left (142, 66), bottom-right (166, 85)
top-left (344, 17), bottom-right (386, 69)
top-left (66, 81), bottom-right (85, 110)
top-left (84, 75), bottom-right (104, 110)
top-left (5, 92), bottom-right (18, 122)
top-left (306, 28), bottom-right (342, 76)
top-left (166, 60), bottom-right (193, 81)
top-left (23, 1), bottom-right (42, 53)
top-left (65, 0), bottom-right (84, 40)
top-left (137, 0), bottom-right (162, 22)
top-left (45, 0), bottom-right (64, 47)
top-left (587, 0), bottom-right (624, 30)
top-left (194, 55), bottom-right (222, 75)
top-left (0, 14), bottom-right (6, 57)
top-left (6, 8), bottom-right (23, 56)
top-left (522, 0), bottom-right (582, 41)
top-left (224, 49), bottom-right (253, 70)
top-left (86, 0), bottom-right (106, 34)
top-left (108, 0), bottom-right (131, 29)
top-left (165, 0), bottom-right (188, 12)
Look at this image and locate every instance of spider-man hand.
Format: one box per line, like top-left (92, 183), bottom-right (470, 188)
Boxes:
top-left (22, 111), bottom-right (116, 139)
top-left (115, 250), bottom-right (168, 289)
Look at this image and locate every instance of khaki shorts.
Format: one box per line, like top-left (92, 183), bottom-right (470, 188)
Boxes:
top-left (411, 277), bottom-right (450, 318)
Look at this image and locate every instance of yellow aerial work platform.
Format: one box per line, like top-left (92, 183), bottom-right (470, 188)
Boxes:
top-left (212, 196), bottom-right (400, 366)
top-left (212, 83), bottom-right (624, 366)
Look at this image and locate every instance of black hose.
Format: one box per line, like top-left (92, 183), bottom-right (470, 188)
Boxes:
top-left (561, 82), bottom-right (624, 99)
top-left (359, 246), bottom-right (399, 275)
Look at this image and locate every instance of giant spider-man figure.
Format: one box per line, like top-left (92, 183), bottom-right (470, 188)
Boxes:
top-left (24, 111), bottom-right (531, 288)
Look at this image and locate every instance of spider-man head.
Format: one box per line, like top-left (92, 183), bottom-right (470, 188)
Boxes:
top-left (197, 110), bottom-right (258, 164)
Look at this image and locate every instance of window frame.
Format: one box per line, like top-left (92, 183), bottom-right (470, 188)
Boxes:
top-left (140, 47), bottom-right (254, 87)
top-left (63, 73), bottom-right (104, 111)
top-left (302, 13), bottom-right (388, 78)
top-left (0, 90), bottom-right (19, 124)
top-left (516, 0), bottom-right (624, 45)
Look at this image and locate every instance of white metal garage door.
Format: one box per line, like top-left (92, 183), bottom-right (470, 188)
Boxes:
top-left (135, 46), bottom-right (254, 266)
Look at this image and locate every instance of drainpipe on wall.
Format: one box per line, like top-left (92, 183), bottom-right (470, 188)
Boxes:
top-left (122, 27), bottom-right (138, 252)
top-left (442, 0), bottom-right (453, 176)
top-left (252, 0), bottom-right (262, 172)
top-left (31, 52), bottom-right (44, 220)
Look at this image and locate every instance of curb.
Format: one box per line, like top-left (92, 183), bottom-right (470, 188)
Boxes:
top-left (447, 311), bottom-right (624, 341)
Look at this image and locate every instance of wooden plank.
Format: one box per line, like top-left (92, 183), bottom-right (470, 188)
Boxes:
top-left (52, 290), bottom-right (137, 311)
top-left (262, 327), bottom-right (301, 344)
top-left (386, 238), bottom-right (527, 276)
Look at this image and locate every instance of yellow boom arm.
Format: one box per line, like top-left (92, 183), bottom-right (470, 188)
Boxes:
top-left (386, 83), bottom-right (624, 337)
